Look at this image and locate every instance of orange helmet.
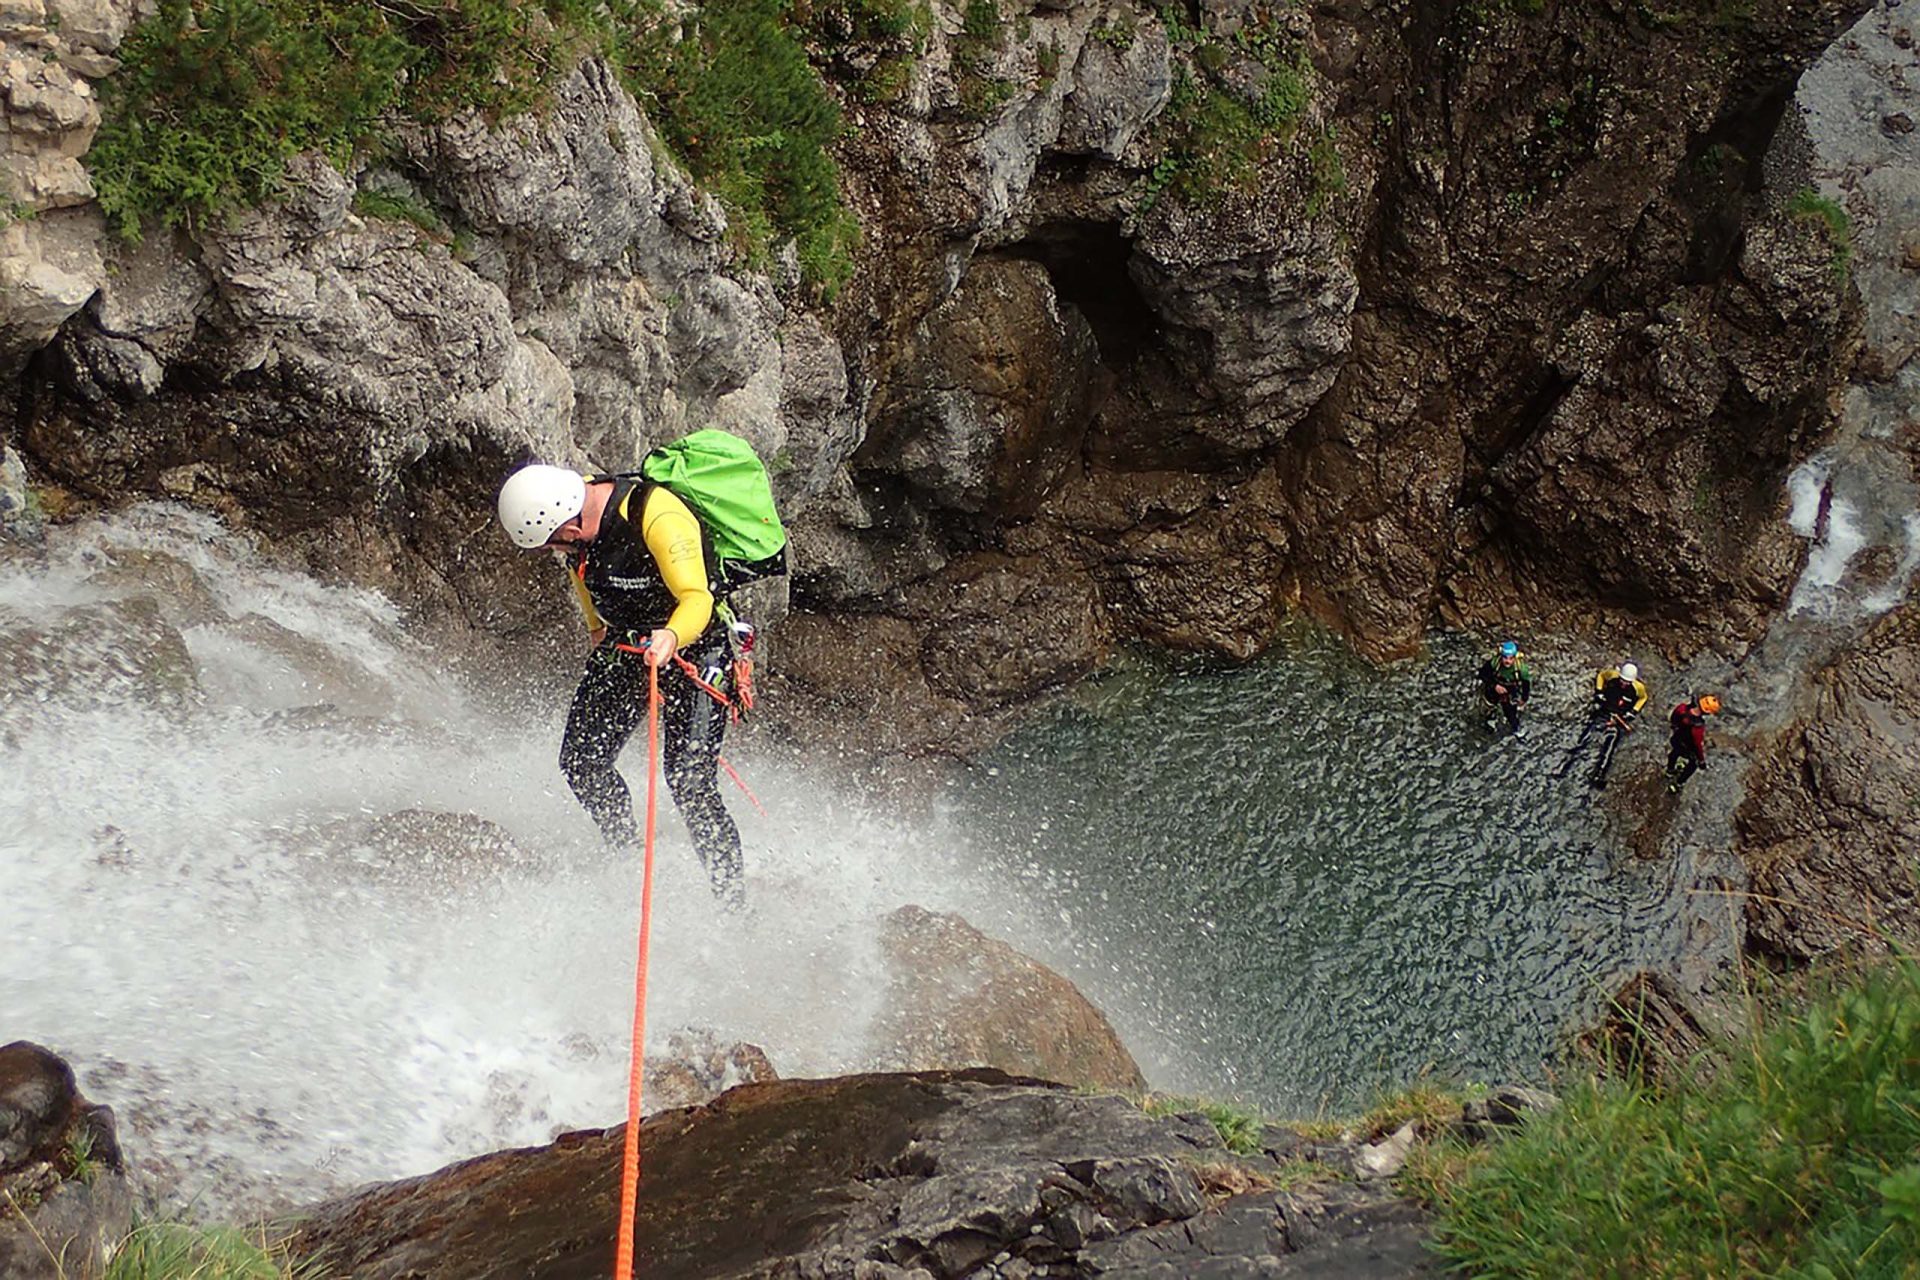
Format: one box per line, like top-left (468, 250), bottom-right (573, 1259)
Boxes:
top-left (1698, 695), bottom-right (1722, 715)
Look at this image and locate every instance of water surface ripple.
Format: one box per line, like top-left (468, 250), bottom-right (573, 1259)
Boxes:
top-left (953, 627), bottom-right (1714, 1113)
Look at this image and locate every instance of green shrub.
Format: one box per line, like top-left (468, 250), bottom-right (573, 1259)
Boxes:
top-left (90, 0), bottom-right (859, 293)
top-left (634, 0), bottom-right (855, 292)
top-left (90, 0), bottom-right (412, 239)
top-left (949, 0), bottom-right (1017, 122)
top-left (1418, 957), bottom-right (1920, 1276)
top-left (352, 187), bottom-right (449, 238)
top-left (1144, 10), bottom-right (1315, 206)
top-left (961, 0), bottom-right (1002, 44)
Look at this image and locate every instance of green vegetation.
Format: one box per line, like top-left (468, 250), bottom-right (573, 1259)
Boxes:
top-left (1304, 126), bottom-right (1346, 217)
top-left (951, 0), bottom-right (1018, 122)
top-left (791, 0), bottom-right (930, 107)
top-left (1789, 186), bottom-right (1854, 284)
top-left (1035, 39), bottom-right (1062, 88)
top-left (62, 1128), bottom-right (97, 1186)
top-left (639, 0), bottom-right (857, 288)
top-left (106, 1220), bottom-right (318, 1279)
top-left (1141, 1093), bottom-right (1268, 1156)
top-left (1144, 5), bottom-right (1318, 206)
top-left (1409, 956), bottom-right (1920, 1277)
top-left (351, 187), bottom-right (449, 239)
top-left (1091, 17), bottom-right (1137, 50)
top-left (1359, 1081), bottom-right (1474, 1141)
top-left (89, 0), bottom-right (858, 293)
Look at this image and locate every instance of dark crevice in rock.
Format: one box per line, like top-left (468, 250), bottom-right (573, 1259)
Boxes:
top-left (992, 219), bottom-right (1156, 372)
top-left (1469, 366), bottom-right (1580, 495)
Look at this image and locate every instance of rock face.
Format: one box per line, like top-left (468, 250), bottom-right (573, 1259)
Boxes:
top-left (1724, 0), bottom-right (1920, 965)
top-left (0, 0), bottom-right (1872, 738)
top-left (1737, 598), bottom-right (1920, 961)
top-left (287, 1070), bottom-right (1438, 1279)
top-left (871, 905), bottom-right (1146, 1093)
top-left (0, 0), bottom-right (135, 373)
top-left (0, 1041), bottom-right (133, 1280)
top-left (18, 61), bottom-right (848, 660)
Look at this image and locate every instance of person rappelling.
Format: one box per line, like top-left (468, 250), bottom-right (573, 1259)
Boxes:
top-left (1665, 693), bottom-right (1721, 794)
top-left (1477, 640), bottom-right (1533, 737)
top-left (1558, 661), bottom-right (1649, 788)
top-left (495, 433), bottom-right (787, 909)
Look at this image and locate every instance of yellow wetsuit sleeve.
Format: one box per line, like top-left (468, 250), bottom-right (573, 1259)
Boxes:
top-left (1594, 669), bottom-right (1612, 692)
top-left (568, 568), bottom-right (604, 634)
top-left (637, 485), bottom-right (713, 645)
top-left (1630, 680), bottom-right (1649, 713)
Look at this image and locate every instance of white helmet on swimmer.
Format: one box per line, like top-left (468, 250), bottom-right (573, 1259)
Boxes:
top-left (1621, 662), bottom-right (1639, 682)
top-left (497, 464), bottom-right (586, 549)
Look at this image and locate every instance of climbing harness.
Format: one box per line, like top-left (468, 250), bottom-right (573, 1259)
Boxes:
top-left (611, 634), bottom-right (763, 808)
top-left (613, 661), bottom-right (662, 1280)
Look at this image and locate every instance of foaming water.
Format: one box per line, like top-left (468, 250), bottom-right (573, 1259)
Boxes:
top-left (0, 507), bottom-right (1004, 1214)
top-left (949, 629), bottom-right (1722, 1115)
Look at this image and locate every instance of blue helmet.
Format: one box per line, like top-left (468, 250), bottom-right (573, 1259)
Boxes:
top-left (1499, 641), bottom-right (1519, 660)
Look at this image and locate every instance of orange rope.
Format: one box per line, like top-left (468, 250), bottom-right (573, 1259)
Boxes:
top-left (613, 659), bottom-right (662, 1280)
top-left (670, 654), bottom-right (734, 714)
top-left (717, 755), bottom-right (768, 816)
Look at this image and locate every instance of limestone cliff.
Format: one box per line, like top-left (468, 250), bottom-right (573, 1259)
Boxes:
top-left (1, 0), bottom-right (1873, 692)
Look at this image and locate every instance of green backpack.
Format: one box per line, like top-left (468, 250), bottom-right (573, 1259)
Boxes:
top-left (640, 428), bottom-right (789, 589)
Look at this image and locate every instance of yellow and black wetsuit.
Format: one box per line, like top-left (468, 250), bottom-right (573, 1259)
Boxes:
top-left (1592, 669), bottom-right (1649, 721)
top-left (1581, 668), bottom-right (1650, 788)
top-left (557, 478), bottom-right (740, 904)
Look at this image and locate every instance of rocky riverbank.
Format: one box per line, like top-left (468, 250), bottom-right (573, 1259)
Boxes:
top-left (5, 1035), bottom-right (1569, 1280)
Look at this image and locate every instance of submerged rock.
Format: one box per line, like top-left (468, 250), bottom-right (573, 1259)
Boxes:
top-left (0, 445), bottom-right (44, 543)
top-left (0, 596), bottom-right (200, 715)
top-left (276, 807), bottom-right (548, 889)
top-left (871, 905), bottom-right (1147, 1093)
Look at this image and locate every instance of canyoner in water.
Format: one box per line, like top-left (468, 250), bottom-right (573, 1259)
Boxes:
top-left (1665, 693), bottom-right (1721, 795)
top-left (496, 430), bottom-right (788, 907)
top-left (1556, 661), bottom-right (1649, 788)
top-left (1477, 641), bottom-right (1533, 737)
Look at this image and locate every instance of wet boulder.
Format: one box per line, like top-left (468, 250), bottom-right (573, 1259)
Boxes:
top-left (0, 445), bottom-right (43, 543)
top-left (285, 1071), bottom-right (1434, 1279)
top-left (1737, 598), bottom-right (1920, 960)
top-left (0, 596), bottom-right (200, 716)
top-left (277, 808), bottom-right (548, 889)
top-left (0, 1042), bottom-right (133, 1280)
top-left (869, 905), bottom-right (1147, 1093)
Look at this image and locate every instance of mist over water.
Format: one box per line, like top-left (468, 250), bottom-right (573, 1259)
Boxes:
top-left (0, 506), bottom-right (1021, 1214)
top-left (0, 496), bottom-right (1835, 1213)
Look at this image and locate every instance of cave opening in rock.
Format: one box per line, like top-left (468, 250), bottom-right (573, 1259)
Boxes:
top-left (997, 220), bottom-right (1157, 372)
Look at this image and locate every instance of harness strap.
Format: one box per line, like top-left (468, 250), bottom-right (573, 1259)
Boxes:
top-left (613, 641), bottom-right (739, 719)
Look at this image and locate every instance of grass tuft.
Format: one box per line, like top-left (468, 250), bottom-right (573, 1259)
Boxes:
top-left (106, 1220), bottom-right (320, 1280)
top-left (1788, 186), bottom-right (1854, 285)
top-left (1418, 955), bottom-right (1920, 1275)
top-left (1141, 1093), bottom-right (1268, 1156)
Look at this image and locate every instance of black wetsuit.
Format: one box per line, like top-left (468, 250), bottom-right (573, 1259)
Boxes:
top-left (557, 478), bottom-right (741, 905)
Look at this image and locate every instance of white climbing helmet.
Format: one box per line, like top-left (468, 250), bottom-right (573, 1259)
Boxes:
top-left (497, 464), bottom-right (586, 549)
top-left (1621, 662), bottom-right (1639, 682)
